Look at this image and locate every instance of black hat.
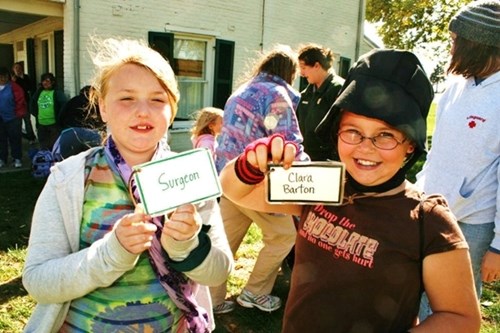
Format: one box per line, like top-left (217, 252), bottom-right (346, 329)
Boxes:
top-left (316, 49), bottom-right (434, 155)
top-left (449, 0), bottom-right (500, 47)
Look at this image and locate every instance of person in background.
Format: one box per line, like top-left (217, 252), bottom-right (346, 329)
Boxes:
top-left (11, 61), bottom-right (37, 144)
top-left (51, 126), bottom-right (104, 162)
top-left (31, 72), bottom-right (67, 150)
top-left (417, 0), bottom-right (500, 319)
top-left (218, 49), bottom-right (481, 333)
top-left (284, 43), bottom-right (346, 270)
top-left (0, 66), bottom-right (26, 168)
top-left (52, 85), bottom-right (106, 162)
top-left (58, 85), bottom-right (104, 130)
top-left (190, 106), bottom-right (224, 160)
top-left (23, 37), bottom-right (233, 332)
top-left (210, 45), bottom-right (309, 314)
top-left (296, 43), bottom-right (344, 161)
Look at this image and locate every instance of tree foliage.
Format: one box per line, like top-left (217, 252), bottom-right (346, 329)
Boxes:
top-left (366, 0), bottom-right (471, 50)
top-left (430, 59), bottom-right (447, 92)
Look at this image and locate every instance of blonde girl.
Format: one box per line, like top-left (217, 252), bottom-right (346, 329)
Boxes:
top-left (190, 107), bottom-right (224, 159)
top-left (23, 37), bottom-right (232, 333)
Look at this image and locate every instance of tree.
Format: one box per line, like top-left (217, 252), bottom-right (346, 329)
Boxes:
top-left (430, 61), bottom-right (446, 93)
top-left (366, 0), bottom-right (471, 51)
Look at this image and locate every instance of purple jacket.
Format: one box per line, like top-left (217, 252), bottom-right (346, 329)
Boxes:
top-left (215, 72), bottom-right (308, 173)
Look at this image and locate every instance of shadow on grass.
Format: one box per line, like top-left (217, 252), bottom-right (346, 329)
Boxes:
top-left (213, 265), bottom-right (291, 333)
top-left (0, 275), bottom-right (27, 304)
top-left (0, 170), bottom-right (45, 251)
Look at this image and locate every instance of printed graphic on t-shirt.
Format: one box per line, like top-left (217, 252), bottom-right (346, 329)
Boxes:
top-left (466, 114), bottom-right (486, 129)
top-left (38, 90), bottom-right (56, 125)
top-left (299, 204), bottom-right (379, 268)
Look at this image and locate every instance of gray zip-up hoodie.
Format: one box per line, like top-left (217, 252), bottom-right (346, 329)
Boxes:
top-left (22, 147), bottom-right (233, 332)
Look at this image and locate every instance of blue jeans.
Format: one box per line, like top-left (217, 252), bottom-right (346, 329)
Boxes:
top-left (460, 221), bottom-right (494, 298)
top-left (419, 221), bottom-right (494, 321)
top-left (0, 117), bottom-right (23, 162)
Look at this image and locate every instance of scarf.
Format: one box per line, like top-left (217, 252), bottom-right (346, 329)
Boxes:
top-left (104, 136), bottom-right (209, 333)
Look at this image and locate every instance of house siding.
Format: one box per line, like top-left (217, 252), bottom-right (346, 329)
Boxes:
top-left (1, 0), bottom-right (366, 152)
top-left (74, 0), bottom-right (360, 91)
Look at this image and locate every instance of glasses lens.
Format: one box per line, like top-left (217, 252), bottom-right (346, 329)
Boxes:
top-left (339, 131), bottom-right (401, 150)
top-left (339, 131), bottom-right (362, 145)
top-left (373, 135), bottom-right (398, 150)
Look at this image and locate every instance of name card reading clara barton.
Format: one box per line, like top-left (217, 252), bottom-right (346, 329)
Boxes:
top-left (133, 148), bottom-right (222, 217)
top-left (267, 162), bottom-right (345, 205)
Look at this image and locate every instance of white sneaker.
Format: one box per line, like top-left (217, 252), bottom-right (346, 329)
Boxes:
top-left (236, 289), bottom-right (281, 312)
top-left (213, 300), bottom-right (235, 314)
top-left (13, 159), bottom-right (22, 168)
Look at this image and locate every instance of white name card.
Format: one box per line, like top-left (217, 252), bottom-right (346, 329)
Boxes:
top-left (267, 161), bottom-right (345, 204)
top-left (133, 148), bottom-right (221, 216)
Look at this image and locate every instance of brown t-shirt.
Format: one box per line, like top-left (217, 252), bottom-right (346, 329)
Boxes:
top-left (283, 183), bottom-right (467, 333)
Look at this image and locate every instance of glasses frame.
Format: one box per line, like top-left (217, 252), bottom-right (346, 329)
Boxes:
top-left (337, 130), bottom-right (407, 150)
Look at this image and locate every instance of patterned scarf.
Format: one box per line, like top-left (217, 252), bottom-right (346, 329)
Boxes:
top-left (104, 136), bottom-right (209, 333)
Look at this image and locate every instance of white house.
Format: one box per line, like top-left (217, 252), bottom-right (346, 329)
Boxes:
top-left (0, 0), bottom-right (368, 151)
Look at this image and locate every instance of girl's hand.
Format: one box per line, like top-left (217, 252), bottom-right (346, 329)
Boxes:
top-left (162, 203), bottom-right (201, 241)
top-left (114, 204), bottom-right (157, 254)
top-left (245, 134), bottom-right (297, 172)
top-left (482, 250), bottom-right (500, 282)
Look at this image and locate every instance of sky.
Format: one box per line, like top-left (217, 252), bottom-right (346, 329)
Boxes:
top-left (364, 21), bottom-right (438, 76)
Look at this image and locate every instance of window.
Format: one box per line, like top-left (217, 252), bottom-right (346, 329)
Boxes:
top-left (41, 39), bottom-right (50, 74)
top-left (339, 56), bottom-right (351, 79)
top-left (173, 39), bottom-right (207, 120)
top-left (35, 33), bottom-right (55, 81)
top-left (149, 32), bottom-right (234, 129)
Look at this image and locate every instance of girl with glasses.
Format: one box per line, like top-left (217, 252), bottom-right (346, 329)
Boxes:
top-left (217, 49), bottom-right (481, 332)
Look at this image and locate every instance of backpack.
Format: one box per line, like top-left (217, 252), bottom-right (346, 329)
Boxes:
top-left (31, 149), bottom-right (54, 179)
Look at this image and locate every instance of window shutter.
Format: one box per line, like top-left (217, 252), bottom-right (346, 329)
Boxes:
top-left (26, 38), bottom-right (36, 89)
top-left (213, 39), bottom-right (234, 109)
top-left (339, 57), bottom-right (351, 79)
top-left (148, 32), bottom-right (174, 64)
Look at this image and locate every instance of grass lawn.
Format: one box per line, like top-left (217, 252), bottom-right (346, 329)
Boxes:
top-left (0, 170), bottom-right (45, 332)
top-left (0, 103), bottom-right (498, 332)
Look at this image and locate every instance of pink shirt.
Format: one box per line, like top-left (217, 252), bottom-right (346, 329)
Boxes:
top-left (192, 134), bottom-right (217, 161)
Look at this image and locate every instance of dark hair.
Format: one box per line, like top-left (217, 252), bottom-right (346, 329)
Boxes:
top-left (0, 67), bottom-right (10, 77)
top-left (251, 45), bottom-right (298, 85)
top-left (298, 44), bottom-right (334, 70)
top-left (79, 85), bottom-right (92, 96)
top-left (448, 35), bottom-right (500, 78)
top-left (41, 72), bottom-right (56, 83)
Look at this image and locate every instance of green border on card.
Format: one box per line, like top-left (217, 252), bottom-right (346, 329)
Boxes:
top-left (133, 148), bottom-right (222, 216)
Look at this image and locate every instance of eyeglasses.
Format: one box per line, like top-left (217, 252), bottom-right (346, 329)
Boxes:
top-left (337, 129), bottom-right (406, 150)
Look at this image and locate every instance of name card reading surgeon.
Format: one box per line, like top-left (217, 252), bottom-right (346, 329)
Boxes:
top-left (267, 162), bottom-right (345, 204)
top-left (133, 148), bottom-right (222, 216)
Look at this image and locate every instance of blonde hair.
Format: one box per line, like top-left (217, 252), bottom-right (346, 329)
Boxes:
top-left (87, 37), bottom-right (180, 124)
top-left (190, 107), bottom-right (224, 137)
